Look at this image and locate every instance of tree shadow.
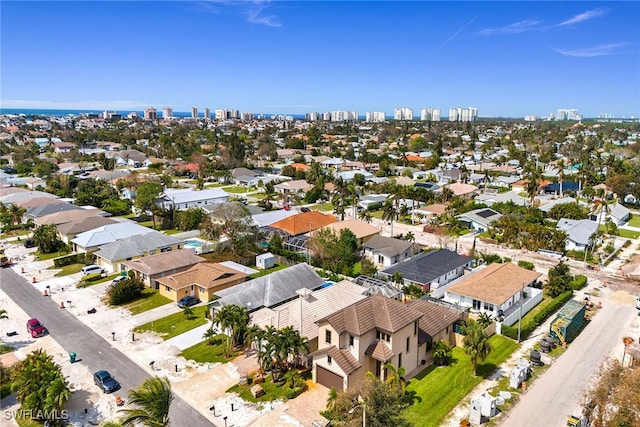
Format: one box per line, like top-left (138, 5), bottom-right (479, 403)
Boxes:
top-left (1, 339), bottom-right (34, 352)
top-left (477, 362), bottom-right (498, 379)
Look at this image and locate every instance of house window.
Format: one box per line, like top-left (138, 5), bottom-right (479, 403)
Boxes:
top-left (327, 355), bottom-right (332, 364)
top-left (398, 353), bottom-right (402, 368)
top-left (349, 335), bottom-right (354, 347)
top-left (377, 255), bottom-right (384, 264)
top-left (376, 331), bottom-right (390, 342)
top-left (483, 302), bottom-right (494, 312)
top-left (414, 322), bottom-right (418, 336)
top-left (375, 360), bottom-right (381, 377)
top-left (165, 286), bottom-right (170, 292)
top-left (406, 337), bottom-right (410, 353)
top-left (473, 299), bottom-right (481, 310)
top-left (325, 330), bottom-right (332, 344)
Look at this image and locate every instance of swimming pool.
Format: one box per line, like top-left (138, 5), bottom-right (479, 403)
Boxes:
top-left (184, 240), bottom-right (203, 247)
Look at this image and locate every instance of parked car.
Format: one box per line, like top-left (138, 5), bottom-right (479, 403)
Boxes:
top-left (81, 265), bottom-right (104, 276)
top-left (23, 239), bottom-right (36, 248)
top-left (177, 296), bottom-right (201, 308)
top-left (27, 318), bottom-right (47, 338)
top-left (93, 370), bottom-right (120, 393)
top-left (112, 275), bottom-right (128, 284)
top-left (300, 207), bottom-right (311, 213)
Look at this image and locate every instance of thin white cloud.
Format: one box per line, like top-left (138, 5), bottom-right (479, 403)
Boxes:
top-left (477, 19), bottom-right (541, 36)
top-left (195, 0), bottom-right (281, 27)
top-left (0, 99), bottom-right (151, 110)
top-left (437, 15), bottom-right (479, 51)
top-left (554, 43), bottom-right (627, 57)
top-left (245, 1), bottom-right (281, 27)
top-left (559, 8), bottom-right (609, 26)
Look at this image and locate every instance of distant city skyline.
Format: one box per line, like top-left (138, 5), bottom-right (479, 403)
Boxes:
top-left (1, 1), bottom-right (639, 118)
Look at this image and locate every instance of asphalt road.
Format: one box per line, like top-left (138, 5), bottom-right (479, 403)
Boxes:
top-left (498, 300), bottom-right (636, 427)
top-left (0, 267), bottom-right (216, 427)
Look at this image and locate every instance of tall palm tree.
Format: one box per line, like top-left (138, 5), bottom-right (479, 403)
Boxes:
top-left (122, 376), bottom-right (173, 427)
top-left (590, 197), bottom-right (612, 236)
top-left (381, 200), bottom-right (398, 237)
top-left (383, 363), bottom-right (407, 394)
top-left (9, 204), bottom-right (26, 227)
top-left (463, 319), bottom-right (492, 376)
top-left (212, 304), bottom-right (250, 352)
top-left (347, 181), bottom-right (359, 219)
top-left (524, 163), bottom-right (543, 206)
top-left (263, 181), bottom-right (276, 210)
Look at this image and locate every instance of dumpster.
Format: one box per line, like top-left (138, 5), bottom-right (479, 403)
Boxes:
top-left (70, 352), bottom-right (77, 363)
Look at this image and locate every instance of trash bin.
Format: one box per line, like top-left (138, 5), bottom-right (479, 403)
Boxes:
top-left (69, 352), bottom-right (77, 363)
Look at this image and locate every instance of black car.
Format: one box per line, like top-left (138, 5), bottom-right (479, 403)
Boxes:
top-left (24, 239), bottom-right (36, 248)
top-left (300, 207), bottom-right (311, 213)
top-left (93, 370), bottom-right (120, 393)
top-left (177, 296), bottom-right (201, 308)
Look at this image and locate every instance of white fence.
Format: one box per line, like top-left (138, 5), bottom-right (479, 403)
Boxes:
top-left (502, 287), bottom-right (543, 327)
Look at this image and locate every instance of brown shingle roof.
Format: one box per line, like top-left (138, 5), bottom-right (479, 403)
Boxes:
top-left (155, 262), bottom-right (245, 291)
top-left (322, 294), bottom-right (422, 336)
top-left (270, 211), bottom-right (337, 236)
top-left (310, 345), bottom-right (362, 375)
top-left (58, 216), bottom-right (118, 236)
top-left (364, 340), bottom-right (395, 362)
top-left (122, 248), bottom-right (205, 276)
top-left (446, 263), bottom-right (542, 306)
top-left (320, 219), bottom-right (381, 240)
top-left (406, 299), bottom-right (464, 342)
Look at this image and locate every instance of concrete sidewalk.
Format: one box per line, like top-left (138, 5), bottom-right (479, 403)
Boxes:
top-left (130, 301), bottom-right (182, 326)
top-left (166, 321), bottom-right (215, 350)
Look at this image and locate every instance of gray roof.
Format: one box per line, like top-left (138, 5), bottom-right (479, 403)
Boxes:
top-left (252, 209), bottom-right (299, 227)
top-left (72, 221), bottom-right (153, 248)
top-left (26, 202), bottom-right (85, 219)
top-left (610, 202), bottom-right (631, 220)
top-left (210, 263), bottom-right (324, 311)
top-left (379, 249), bottom-right (473, 285)
top-left (475, 191), bottom-right (529, 207)
top-left (94, 232), bottom-right (183, 261)
top-left (556, 218), bottom-right (598, 246)
top-left (160, 188), bottom-right (228, 205)
top-left (457, 208), bottom-right (503, 227)
top-left (363, 235), bottom-right (415, 257)
top-left (538, 197), bottom-right (578, 213)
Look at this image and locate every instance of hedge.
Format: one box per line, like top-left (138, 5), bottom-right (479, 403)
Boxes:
top-left (501, 290), bottom-right (573, 340)
top-left (517, 260), bottom-right (535, 271)
top-left (569, 275), bottom-right (588, 291)
top-left (53, 253), bottom-right (90, 267)
top-left (80, 273), bottom-right (103, 284)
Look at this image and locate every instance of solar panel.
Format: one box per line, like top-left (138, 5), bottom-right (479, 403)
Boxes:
top-left (476, 209), bottom-right (496, 219)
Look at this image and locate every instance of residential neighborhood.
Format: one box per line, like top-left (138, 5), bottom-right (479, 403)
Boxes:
top-left (1, 111), bottom-right (639, 427)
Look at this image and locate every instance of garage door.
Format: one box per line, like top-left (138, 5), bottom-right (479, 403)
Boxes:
top-left (317, 366), bottom-right (343, 390)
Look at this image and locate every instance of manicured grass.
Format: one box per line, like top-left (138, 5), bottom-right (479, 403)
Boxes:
top-left (133, 305), bottom-right (208, 339)
top-left (618, 229), bottom-right (640, 239)
top-left (246, 192), bottom-right (266, 199)
top-left (227, 371), bottom-right (312, 403)
top-left (403, 335), bottom-right (518, 427)
top-left (35, 250), bottom-right (71, 261)
top-left (204, 183), bottom-right (225, 188)
top-left (249, 264), bottom-right (288, 279)
top-left (53, 263), bottom-right (84, 277)
top-left (91, 273), bottom-right (122, 285)
top-left (308, 202), bottom-right (334, 212)
top-left (223, 186), bottom-right (252, 194)
top-left (126, 288), bottom-right (172, 315)
top-left (0, 343), bottom-right (14, 355)
top-left (627, 214), bottom-right (640, 228)
top-left (180, 334), bottom-right (237, 363)
top-left (0, 229), bottom-right (30, 239)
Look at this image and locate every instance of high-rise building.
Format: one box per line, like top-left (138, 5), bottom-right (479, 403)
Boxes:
top-left (241, 112), bottom-right (254, 121)
top-left (329, 111), bottom-right (357, 122)
top-left (365, 112), bottom-right (386, 122)
top-left (144, 107), bottom-right (157, 120)
top-left (306, 112), bottom-right (321, 122)
top-left (204, 107), bottom-right (210, 119)
top-left (191, 106), bottom-right (198, 119)
top-left (162, 107), bottom-right (173, 118)
top-left (394, 108), bottom-right (413, 120)
top-left (449, 107), bottom-right (478, 122)
top-left (420, 108), bottom-right (441, 121)
top-left (556, 109), bottom-right (582, 121)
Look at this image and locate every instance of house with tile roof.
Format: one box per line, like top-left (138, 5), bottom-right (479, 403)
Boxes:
top-left (250, 280), bottom-right (369, 352)
top-left (320, 219), bottom-right (381, 246)
top-left (71, 221), bottom-right (153, 253)
top-left (406, 297), bottom-right (465, 350)
top-left (310, 294), bottom-right (423, 391)
top-left (269, 211), bottom-right (337, 236)
top-left (93, 232), bottom-right (183, 273)
top-left (444, 263), bottom-right (542, 320)
top-left (121, 248), bottom-right (205, 290)
top-left (362, 235), bottom-right (417, 269)
top-left (154, 261), bottom-right (247, 302)
top-left (379, 249), bottom-right (474, 293)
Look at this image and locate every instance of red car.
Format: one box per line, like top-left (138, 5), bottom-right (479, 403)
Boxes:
top-left (27, 318), bottom-right (47, 338)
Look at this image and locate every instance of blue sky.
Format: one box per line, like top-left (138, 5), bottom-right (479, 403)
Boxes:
top-left (2, 1), bottom-right (639, 117)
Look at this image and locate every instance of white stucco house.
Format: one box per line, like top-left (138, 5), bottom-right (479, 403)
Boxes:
top-left (157, 188), bottom-right (229, 211)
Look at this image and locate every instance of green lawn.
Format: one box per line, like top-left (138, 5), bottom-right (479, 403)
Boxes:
top-left (35, 250), bottom-right (71, 261)
top-left (126, 288), bottom-right (172, 315)
top-left (223, 186), bottom-right (252, 194)
top-left (627, 214), bottom-right (640, 228)
top-left (308, 202), bottom-right (334, 212)
top-left (180, 334), bottom-right (238, 363)
top-left (0, 343), bottom-right (14, 355)
top-left (599, 225), bottom-right (640, 239)
top-left (246, 192), bottom-right (266, 199)
top-left (227, 371), bottom-right (312, 403)
top-left (133, 305), bottom-right (208, 339)
top-left (53, 263), bottom-right (84, 277)
top-left (403, 335), bottom-right (518, 427)
top-left (249, 263), bottom-right (288, 279)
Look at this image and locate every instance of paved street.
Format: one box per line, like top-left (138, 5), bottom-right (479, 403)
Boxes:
top-left (499, 300), bottom-right (637, 426)
top-left (0, 267), bottom-right (216, 427)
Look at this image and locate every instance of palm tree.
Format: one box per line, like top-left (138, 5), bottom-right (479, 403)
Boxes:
top-left (557, 159), bottom-right (565, 198)
top-left (182, 305), bottom-right (194, 319)
top-left (524, 163), bottom-right (543, 206)
top-left (404, 231), bottom-right (415, 242)
top-left (358, 210), bottom-right (373, 223)
top-left (202, 326), bottom-right (217, 345)
top-left (347, 181), bottom-right (359, 219)
top-left (122, 376), bottom-right (173, 427)
top-left (590, 197), bottom-right (612, 236)
top-left (381, 200), bottom-right (398, 237)
top-left (212, 304), bottom-right (250, 353)
top-left (383, 363), bottom-right (406, 394)
top-left (463, 319), bottom-right (492, 376)
top-left (9, 204), bottom-right (26, 227)
top-left (263, 181), bottom-right (276, 210)
top-left (432, 340), bottom-right (453, 366)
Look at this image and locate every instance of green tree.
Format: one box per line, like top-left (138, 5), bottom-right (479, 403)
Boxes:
top-left (463, 319), bottom-right (492, 376)
top-left (381, 200), bottom-right (398, 237)
top-left (182, 305), bottom-right (195, 319)
top-left (432, 340), bottom-right (453, 366)
top-left (546, 261), bottom-right (573, 298)
top-left (8, 204), bottom-right (26, 227)
top-left (122, 376), bottom-right (173, 427)
top-left (11, 349), bottom-right (70, 423)
top-left (262, 181), bottom-right (276, 210)
top-left (33, 224), bottom-right (66, 254)
top-left (212, 304), bottom-right (251, 355)
top-left (135, 181), bottom-right (164, 229)
top-left (200, 202), bottom-right (260, 257)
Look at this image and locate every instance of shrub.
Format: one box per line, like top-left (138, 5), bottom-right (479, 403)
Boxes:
top-left (518, 260), bottom-right (535, 271)
top-left (569, 275), bottom-right (588, 291)
top-left (80, 273), bottom-right (103, 284)
top-left (481, 253), bottom-right (502, 264)
top-left (106, 279), bottom-right (144, 305)
top-left (501, 290), bottom-right (573, 340)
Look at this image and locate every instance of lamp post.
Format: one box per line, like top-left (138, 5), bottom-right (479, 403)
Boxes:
top-left (348, 403), bottom-right (366, 427)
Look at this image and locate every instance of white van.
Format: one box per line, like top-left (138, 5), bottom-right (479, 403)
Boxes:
top-left (81, 265), bottom-right (104, 276)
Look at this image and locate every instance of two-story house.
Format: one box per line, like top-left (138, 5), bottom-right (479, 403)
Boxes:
top-left (310, 294), bottom-right (423, 391)
top-left (362, 235), bottom-right (416, 269)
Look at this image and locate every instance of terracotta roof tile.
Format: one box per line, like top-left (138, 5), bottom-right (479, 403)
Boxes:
top-left (155, 262), bottom-right (246, 291)
top-left (270, 211), bottom-right (337, 235)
